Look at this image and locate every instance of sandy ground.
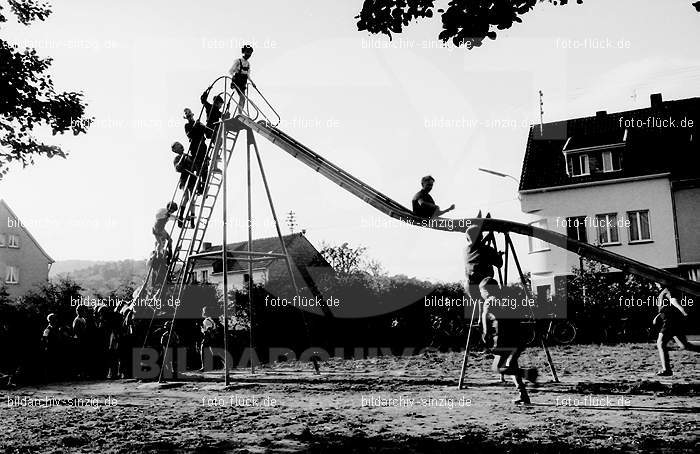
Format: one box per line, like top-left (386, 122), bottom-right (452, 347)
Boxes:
top-left (1, 343), bottom-right (698, 453)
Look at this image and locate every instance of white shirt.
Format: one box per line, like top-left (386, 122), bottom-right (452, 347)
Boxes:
top-left (154, 208), bottom-right (173, 230)
top-left (202, 317), bottom-right (216, 332)
top-left (228, 57), bottom-right (251, 77)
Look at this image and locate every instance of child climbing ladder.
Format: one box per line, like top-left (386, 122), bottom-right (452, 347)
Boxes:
top-left (153, 202), bottom-right (179, 261)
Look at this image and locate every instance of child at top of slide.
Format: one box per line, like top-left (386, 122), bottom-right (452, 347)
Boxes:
top-left (228, 44), bottom-right (256, 116)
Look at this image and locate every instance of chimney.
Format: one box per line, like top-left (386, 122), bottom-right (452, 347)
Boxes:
top-left (650, 93), bottom-right (662, 108)
top-left (596, 110), bottom-right (607, 117)
top-left (203, 242), bottom-right (212, 250)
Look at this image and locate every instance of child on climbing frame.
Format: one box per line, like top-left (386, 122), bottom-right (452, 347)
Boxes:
top-left (464, 224), bottom-right (503, 321)
top-left (172, 142), bottom-right (196, 228)
top-left (153, 202), bottom-right (178, 260)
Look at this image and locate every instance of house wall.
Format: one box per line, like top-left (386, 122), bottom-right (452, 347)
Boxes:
top-left (519, 177), bottom-right (677, 295)
top-left (673, 186), bottom-right (700, 265)
top-left (190, 265), bottom-right (268, 292)
top-left (188, 234), bottom-right (333, 300)
top-left (0, 204), bottom-right (51, 299)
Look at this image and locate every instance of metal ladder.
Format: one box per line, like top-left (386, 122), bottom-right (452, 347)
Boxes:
top-left (167, 126), bottom-right (242, 292)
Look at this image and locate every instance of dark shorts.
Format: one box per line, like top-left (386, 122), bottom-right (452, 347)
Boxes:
top-left (658, 313), bottom-right (682, 336)
top-left (231, 74), bottom-right (247, 95)
top-left (179, 173), bottom-right (196, 192)
top-left (466, 272), bottom-right (490, 294)
top-left (201, 335), bottom-right (215, 348)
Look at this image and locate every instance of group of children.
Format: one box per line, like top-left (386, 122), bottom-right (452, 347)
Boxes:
top-left (150, 306), bottom-right (223, 379)
top-left (152, 45), bottom-right (256, 262)
top-left (40, 304), bottom-right (135, 381)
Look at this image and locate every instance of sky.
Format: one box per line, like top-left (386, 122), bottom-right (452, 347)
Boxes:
top-left (1, 0), bottom-right (699, 283)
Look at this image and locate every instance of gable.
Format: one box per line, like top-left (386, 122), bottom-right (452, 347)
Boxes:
top-left (0, 199), bottom-right (54, 263)
top-left (198, 233), bottom-right (331, 276)
top-left (520, 97), bottom-right (699, 192)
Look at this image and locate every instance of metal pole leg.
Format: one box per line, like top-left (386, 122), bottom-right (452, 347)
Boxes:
top-left (249, 132), bottom-right (321, 375)
top-left (222, 84), bottom-right (230, 386)
top-left (246, 129), bottom-right (255, 375)
top-left (458, 295), bottom-right (479, 389)
top-left (506, 233), bottom-right (559, 382)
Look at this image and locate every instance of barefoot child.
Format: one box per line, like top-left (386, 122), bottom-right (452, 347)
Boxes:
top-left (159, 321), bottom-right (179, 379)
top-left (153, 202), bottom-right (178, 260)
top-left (198, 307), bottom-right (217, 372)
top-left (480, 278), bottom-right (535, 405)
top-left (653, 285), bottom-right (700, 376)
top-left (172, 142), bottom-right (196, 228)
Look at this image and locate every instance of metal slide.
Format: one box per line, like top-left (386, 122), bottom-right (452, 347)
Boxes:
top-left (235, 115), bottom-right (700, 297)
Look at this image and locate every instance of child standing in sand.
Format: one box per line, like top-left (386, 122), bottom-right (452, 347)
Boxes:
top-left (653, 285), bottom-right (700, 376)
top-left (480, 278), bottom-right (537, 405)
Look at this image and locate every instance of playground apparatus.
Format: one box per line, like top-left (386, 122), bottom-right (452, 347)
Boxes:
top-left (138, 76), bottom-right (700, 385)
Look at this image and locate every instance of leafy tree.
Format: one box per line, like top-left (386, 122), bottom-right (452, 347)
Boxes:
top-left (320, 242), bottom-right (369, 277)
top-left (564, 258), bottom-right (660, 343)
top-left (20, 276), bottom-right (84, 323)
top-left (0, 285), bottom-right (11, 305)
top-left (0, 0), bottom-right (91, 178)
top-left (356, 0), bottom-right (698, 49)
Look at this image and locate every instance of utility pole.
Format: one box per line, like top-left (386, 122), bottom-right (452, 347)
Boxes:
top-left (539, 90), bottom-right (545, 136)
top-left (286, 211), bottom-right (297, 234)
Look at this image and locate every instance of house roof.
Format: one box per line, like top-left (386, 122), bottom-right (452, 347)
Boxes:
top-left (199, 233), bottom-right (330, 273)
top-left (519, 96), bottom-right (700, 192)
top-left (0, 199), bottom-right (54, 263)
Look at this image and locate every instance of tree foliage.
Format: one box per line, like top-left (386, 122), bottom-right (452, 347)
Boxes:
top-left (357, 1), bottom-right (699, 49)
top-left (0, 0), bottom-right (91, 179)
top-left (563, 258), bottom-right (663, 343)
top-left (320, 242), bottom-right (370, 277)
top-left (19, 276), bottom-right (84, 321)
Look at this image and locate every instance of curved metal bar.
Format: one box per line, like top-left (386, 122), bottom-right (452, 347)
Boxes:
top-left (248, 83), bottom-right (281, 127)
top-left (207, 75), bottom-right (280, 126)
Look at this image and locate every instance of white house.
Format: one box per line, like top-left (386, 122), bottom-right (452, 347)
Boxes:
top-left (518, 94), bottom-right (699, 298)
top-left (0, 199), bottom-right (54, 299)
top-left (190, 232), bottom-right (333, 293)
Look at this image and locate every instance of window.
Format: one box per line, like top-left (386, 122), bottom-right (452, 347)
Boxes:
top-left (566, 216), bottom-right (587, 242)
top-left (528, 220), bottom-right (550, 252)
top-left (0, 233), bottom-right (5, 247)
top-left (536, 285), bottom-right (551, 303)
top-left (602, 150), bottom-right (621, 172)
top-left (201, 270), bottom-right (209, 283)
top-left (189, 271), bottom-right (198, 283)
top-left (567, 154), bottom-right (590, 176)
top-left (596, 213), bottom-right (619, 245)
top-left (628, 210), bottom-right (651, 242)
top-left (5, 266), bottom-right (19, 284)
top-left (8, 234), bottom-right (19, 248)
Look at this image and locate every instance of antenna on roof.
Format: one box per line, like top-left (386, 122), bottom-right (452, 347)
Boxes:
top-left (538, 90), bottom-right (544, 137)
top-left (286, 211), bottom-right (298, 234)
